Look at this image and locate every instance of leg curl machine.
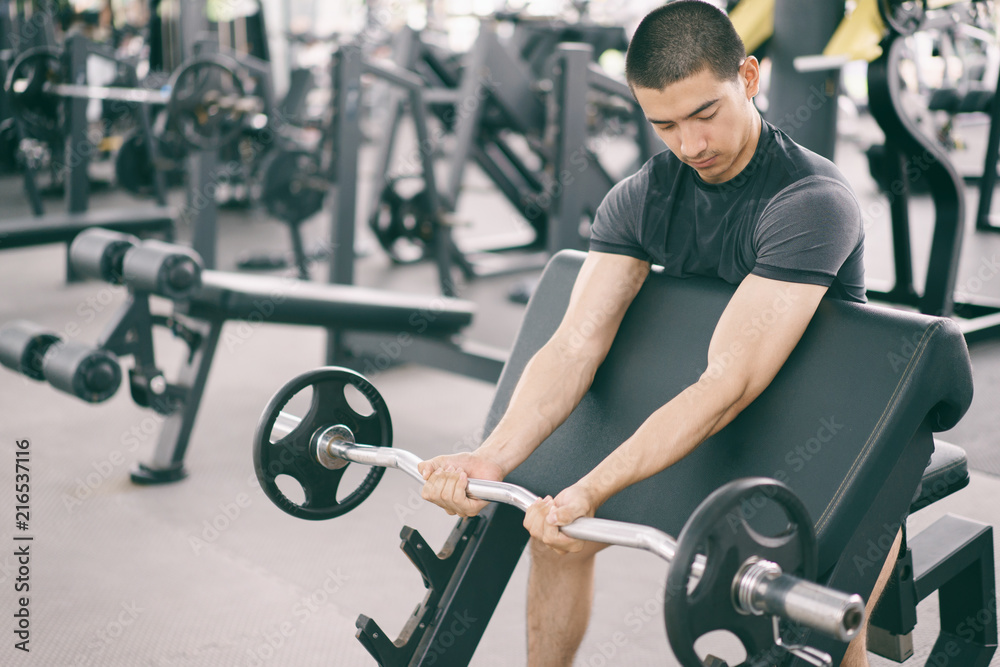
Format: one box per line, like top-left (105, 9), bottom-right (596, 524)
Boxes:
top-left (253, 250), bottom-right (994, 666)
top-left (0, 228), bottom-right (503, 483)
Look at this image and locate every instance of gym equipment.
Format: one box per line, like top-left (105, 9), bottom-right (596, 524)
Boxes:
top-left (255, 368), bottom-right (392, 520)
top-left (0, 33), bottom-right (177, 269)
top-left (357, 20), bottom-right (658, 295)
top-left (240, 147), bottom-right (331, 280)
top-left (5, 46), bottom-right (266, 151)
top-left (258, 249), bottom-right (989, 667)
top-left (865, 0), bottom-right (1000, 341)
top-left (786, 0), bottom-right (1000, 341)
top-left (0, 207), bottom-right (175, 254)
top-left (0, 321), bottom-right (122, 403)
top-left (254, 368), bottom-right (865, 666)
top-left (3, 45), bottom-right (63, 145)
top-left (0, 228), bottom-right (501, 484)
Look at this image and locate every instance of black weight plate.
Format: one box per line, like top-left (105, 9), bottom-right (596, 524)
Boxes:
top-left (664, 478), bottom-right (817, 667)
top-left (167, 54), bottom-right (246, 151)
top-left (253, 367), bottom-right (392, 520)
top-left (368, 182), bottom-right (434, 264)
top-left (259, 149), bottom-right (325, 223)
top-left (4, 46), bottom-right (64, 144)
top-left (115, 129), bottom-right (157, 195)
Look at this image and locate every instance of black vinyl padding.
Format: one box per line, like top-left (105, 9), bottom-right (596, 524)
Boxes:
top-left (911, 439), bottom-right (970, 513)
top-left (491, 251), bottom-right (974, 574)
top-left (186, 271), bottom-right (474, 336)
top-left (0, 208), bottom-right (176, 249)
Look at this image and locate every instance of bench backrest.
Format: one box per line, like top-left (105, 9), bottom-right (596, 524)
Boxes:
top-left (488, 251), bottom-right (973, 573)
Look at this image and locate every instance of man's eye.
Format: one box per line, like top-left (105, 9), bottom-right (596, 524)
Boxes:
top-left (700, 112), bottom-right (718, 121)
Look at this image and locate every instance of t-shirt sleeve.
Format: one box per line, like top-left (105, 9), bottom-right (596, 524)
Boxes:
top-left (588, 167), bottom-right (652, 262)
top-left (752, 176), bottom-right (863, 287)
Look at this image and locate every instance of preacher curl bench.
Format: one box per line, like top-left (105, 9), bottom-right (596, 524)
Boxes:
top-left (0, 228), bottom-right (503, 483)
top-left (255, 250), bottom-right (994, 666)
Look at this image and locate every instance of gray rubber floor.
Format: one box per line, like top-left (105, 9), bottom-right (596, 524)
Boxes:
top-left (1, 114), bottom-right (1000, 666)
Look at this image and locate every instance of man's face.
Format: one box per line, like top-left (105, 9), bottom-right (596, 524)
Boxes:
top-left (633, 58), bottom-right (760, 184)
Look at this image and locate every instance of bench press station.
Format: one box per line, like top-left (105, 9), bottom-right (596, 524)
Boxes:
top-left (0, 228), bottom-right (504, 483)
top-left (253, 250), bottom-right (995, 666)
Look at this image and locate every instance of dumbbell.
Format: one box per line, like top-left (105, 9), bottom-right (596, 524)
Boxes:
top-left (0, 321), bottom-right (121, 403)
top-left (70, 229), bottom-right (204, 299)
top-left (253, 367), bottom-right (865, 667)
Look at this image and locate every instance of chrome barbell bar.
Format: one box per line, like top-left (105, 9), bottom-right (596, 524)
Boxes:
top-left (273, 410), bottom-right (865, 651)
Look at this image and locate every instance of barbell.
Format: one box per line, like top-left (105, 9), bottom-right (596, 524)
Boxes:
top-left (253, 367), bottom-right (866, 667)
top-left (4, 46), bottom-right (266, 151)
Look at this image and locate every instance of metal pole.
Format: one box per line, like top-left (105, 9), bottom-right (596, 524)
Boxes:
top-left (764, 0), bottom-right (844, 160)
top-left (325, 47), bottom-right (363, 364)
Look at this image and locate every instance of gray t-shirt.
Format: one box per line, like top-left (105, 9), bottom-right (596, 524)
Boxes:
top-left (590, 119), bottom-right (866, 302)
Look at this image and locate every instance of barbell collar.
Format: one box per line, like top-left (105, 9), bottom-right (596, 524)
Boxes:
top-left (744, 562), bottom-right (865, 643)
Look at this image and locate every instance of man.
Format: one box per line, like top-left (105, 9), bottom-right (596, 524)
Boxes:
top-left (419, 2), bottom-right (899, 665)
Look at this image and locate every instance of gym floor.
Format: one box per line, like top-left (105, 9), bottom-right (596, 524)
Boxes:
top-left (2, 113), bottom-right (1000, 667)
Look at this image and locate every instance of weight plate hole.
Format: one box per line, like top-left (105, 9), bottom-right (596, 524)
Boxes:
top-left (693, 630), bottom-right (746, 666)
top-left (269, 387), bottom-right (314, 444)
top-left (738, 491), bottom-right (796, 539)
top-left (344, 383), bottom-right (375, 417)
top-left (274, 474), bottom-right (306, 506)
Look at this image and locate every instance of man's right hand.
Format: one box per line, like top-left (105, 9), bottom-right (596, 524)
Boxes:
top-left (418, 452), bottom-right (504, 517)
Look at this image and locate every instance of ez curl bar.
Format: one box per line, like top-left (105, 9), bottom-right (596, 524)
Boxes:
top-left (253, 367), bottom-right (866, 667)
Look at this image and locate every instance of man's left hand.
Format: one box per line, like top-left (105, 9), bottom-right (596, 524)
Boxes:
top-left (523, 484), bottom-right (597, 554)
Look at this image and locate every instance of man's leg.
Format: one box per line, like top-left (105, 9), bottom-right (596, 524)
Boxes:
top-left (840, 529), bottom-right (903, 667)
top-left (526, 538), bottom-right (608, 667)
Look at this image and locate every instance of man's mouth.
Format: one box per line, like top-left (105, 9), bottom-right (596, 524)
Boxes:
top-left (689, 155), bottom-right (717, 169)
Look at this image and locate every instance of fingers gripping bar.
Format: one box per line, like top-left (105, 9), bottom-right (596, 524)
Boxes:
top-left (273, 411), bottom-right (865, 646)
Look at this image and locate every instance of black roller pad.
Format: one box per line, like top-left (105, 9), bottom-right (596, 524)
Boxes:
top-left (69, 228), bottom-right (140, 284)
top-left (122, 240), bottom-right (204, 299)
top-left (42, 342), bottom-right (122, 403)
top-left (0, 321), bottom-right (62, 380)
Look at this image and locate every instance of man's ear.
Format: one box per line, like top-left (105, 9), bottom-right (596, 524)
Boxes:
top-left (740, 56), bottom-right (761, 99)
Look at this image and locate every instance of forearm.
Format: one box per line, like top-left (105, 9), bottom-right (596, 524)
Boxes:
top-left (577, 376), bottom-right (744, 506)
top-left (478, 339), bottom-right (603, 476)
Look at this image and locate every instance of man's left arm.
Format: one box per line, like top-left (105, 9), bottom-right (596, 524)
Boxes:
top-left (529, 274), bottom-right (828, 552)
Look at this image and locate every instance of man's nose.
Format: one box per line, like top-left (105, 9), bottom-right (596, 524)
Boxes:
top-left (681, 125), bottom-right (709, 160)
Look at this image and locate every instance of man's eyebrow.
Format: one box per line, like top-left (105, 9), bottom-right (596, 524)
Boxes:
top-left (647, 98), bottom-right (720, 125)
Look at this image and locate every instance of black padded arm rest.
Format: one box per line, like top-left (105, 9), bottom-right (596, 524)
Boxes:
top-left (493, 251), bottom-right (974, 573)
top-left (910, 439), bottom-right (970, 513)
top-left (185, 271), bottom-right (474, 336)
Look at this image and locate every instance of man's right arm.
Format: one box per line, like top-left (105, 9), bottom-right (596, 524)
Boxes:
top-left (418, 251), bottom-right (651, 516)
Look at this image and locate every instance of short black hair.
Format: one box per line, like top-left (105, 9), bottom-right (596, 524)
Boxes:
top-left (625, 1), bottom-right (746, 91)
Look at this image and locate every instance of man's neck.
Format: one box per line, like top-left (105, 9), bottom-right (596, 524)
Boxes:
top-left (729, 111), bottom-right (763, 178)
